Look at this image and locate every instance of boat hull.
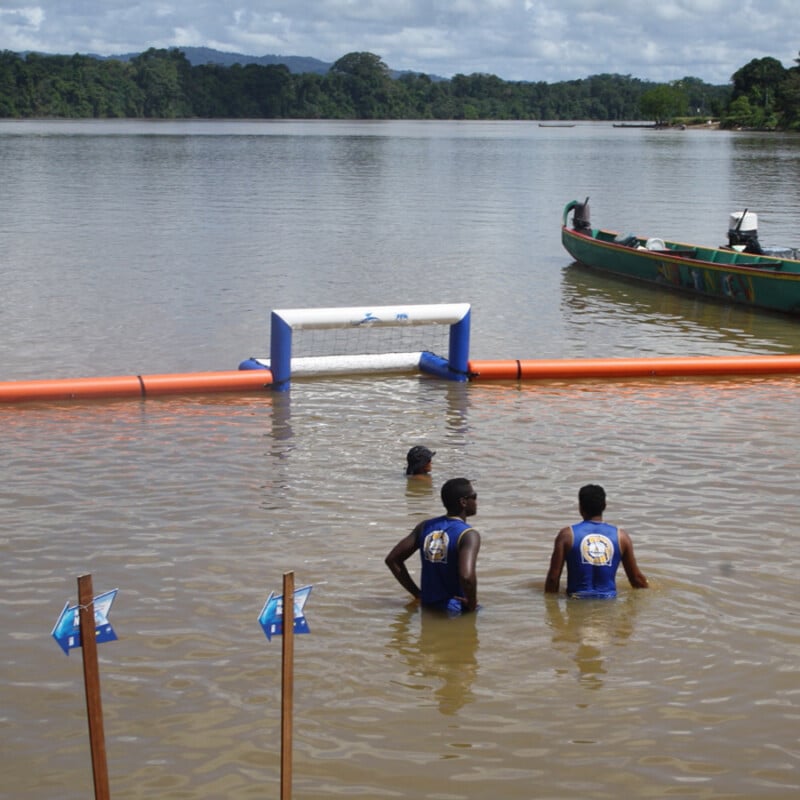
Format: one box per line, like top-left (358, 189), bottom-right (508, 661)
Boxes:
top-left (561, 213), bottom-right (800, 317)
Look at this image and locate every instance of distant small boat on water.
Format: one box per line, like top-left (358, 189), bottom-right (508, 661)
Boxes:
top-left (538, 123), bottom-right (576, 128)
top-left (612, 123), bottom-right (685, 129)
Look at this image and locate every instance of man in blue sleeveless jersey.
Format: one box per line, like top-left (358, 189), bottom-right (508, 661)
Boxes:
top-left (385, 477), bottom-right (481, 613)
top-left (545, 484), bottom-right (648, 598)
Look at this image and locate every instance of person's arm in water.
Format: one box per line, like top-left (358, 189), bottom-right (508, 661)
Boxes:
top-left (544, 526), bottom-right (572, 593)
top-left (456, 529), bottom-right (481, 611)
top-left (619, 528), bottom-right (648, 588)
top-left (385, 523), bottom-right (423, 601)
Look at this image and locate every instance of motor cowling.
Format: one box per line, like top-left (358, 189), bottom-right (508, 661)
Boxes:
top-left (728, 211), bottom-right (763, 254)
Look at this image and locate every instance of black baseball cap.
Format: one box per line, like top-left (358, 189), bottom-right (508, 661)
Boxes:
top-left (406, 446), bottom-right (435, 475)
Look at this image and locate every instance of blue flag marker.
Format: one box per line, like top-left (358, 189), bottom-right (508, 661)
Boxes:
top-left (51, 588), bottom-right (119, 655)
top-left (258, 585), bottom-right (312, 641)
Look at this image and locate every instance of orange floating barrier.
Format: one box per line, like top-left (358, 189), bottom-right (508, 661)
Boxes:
top-left (2, 355), bottom-right (799, 404)
top-left (0, 375), bottom-right (144, 403)
top-left (139, 371), bottom-right (273, 396)
top-left (467, 360), bottom-right (526, 381)
top-left (0, 370), bottom-right (273, 404)
top-left (468, 355), bottom-right (800, 381)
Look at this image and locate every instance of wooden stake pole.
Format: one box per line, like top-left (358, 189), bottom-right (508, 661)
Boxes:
top-left (77, 574), bottom-right (111, 800)
top-left (280, 571), bottom-right (295, 800)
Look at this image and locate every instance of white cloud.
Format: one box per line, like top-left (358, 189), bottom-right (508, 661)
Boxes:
top-left (0, 5), bottom-right (46, 27)
top-left (0, 6), bottom-right (47, 51)
top-left (2, 0), bottom-right (798, 84)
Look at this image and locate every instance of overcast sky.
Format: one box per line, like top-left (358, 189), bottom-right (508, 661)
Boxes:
top-left (1, 1), bottom-right (798, 85)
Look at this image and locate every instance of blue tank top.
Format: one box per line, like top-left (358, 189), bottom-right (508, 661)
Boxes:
top-left (566, 520), bottom-right (622, 599)
top-left (417, 515), bottom-right (473, 609)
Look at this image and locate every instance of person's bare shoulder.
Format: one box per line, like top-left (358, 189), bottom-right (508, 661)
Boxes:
top-left (555, 525), bottom-right (573, 547)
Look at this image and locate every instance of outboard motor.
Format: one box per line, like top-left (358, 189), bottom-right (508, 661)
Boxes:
top-left (573, 197), bottom-right (591, 232)
top-left (728, 210), bottom-right (764, 254)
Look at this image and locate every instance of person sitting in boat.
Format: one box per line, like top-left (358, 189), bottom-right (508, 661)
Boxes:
top-left (572, 197), bottom-right (592, 232)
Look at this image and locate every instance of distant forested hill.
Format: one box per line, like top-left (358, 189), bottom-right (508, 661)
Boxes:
top-left (99, 47), bottom-right (333, 75)
top-left (22, 47), bottom-right (432, 80)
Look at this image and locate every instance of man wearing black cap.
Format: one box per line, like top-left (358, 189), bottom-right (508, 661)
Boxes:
top-left (406, 445), bottom-right (435, 476)
top-left (385, 477), bottom-right (481, 614)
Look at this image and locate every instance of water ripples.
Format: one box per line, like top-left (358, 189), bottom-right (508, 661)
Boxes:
top-left (3, 122), bottom-right (800, 798)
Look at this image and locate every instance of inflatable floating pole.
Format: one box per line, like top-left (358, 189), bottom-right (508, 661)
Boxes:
top-left (467, 355), bottom-right (800, 381)
top-left (2, 355), bottom-right (800, 404)
top-left (0, 370), bottom-right (273, 404)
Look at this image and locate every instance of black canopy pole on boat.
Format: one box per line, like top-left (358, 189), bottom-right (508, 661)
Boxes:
top-left (735, 208), bottom-right (748, 232)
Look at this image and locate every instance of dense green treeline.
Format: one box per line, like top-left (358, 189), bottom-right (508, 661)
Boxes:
top-left (0, 47), bottom-right (797, 128)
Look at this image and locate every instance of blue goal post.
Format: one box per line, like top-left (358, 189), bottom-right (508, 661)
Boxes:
top-left (259, 303), bottom-right (471, 391)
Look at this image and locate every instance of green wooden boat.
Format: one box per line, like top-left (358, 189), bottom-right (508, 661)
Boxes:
top-left (562, 198), bottom-right (800, 316)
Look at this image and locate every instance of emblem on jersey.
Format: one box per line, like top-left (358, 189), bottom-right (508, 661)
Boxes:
top-left (423, 530), bottom-right (449, 563)
top-left (580, 534), bottom-right (614, 565)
